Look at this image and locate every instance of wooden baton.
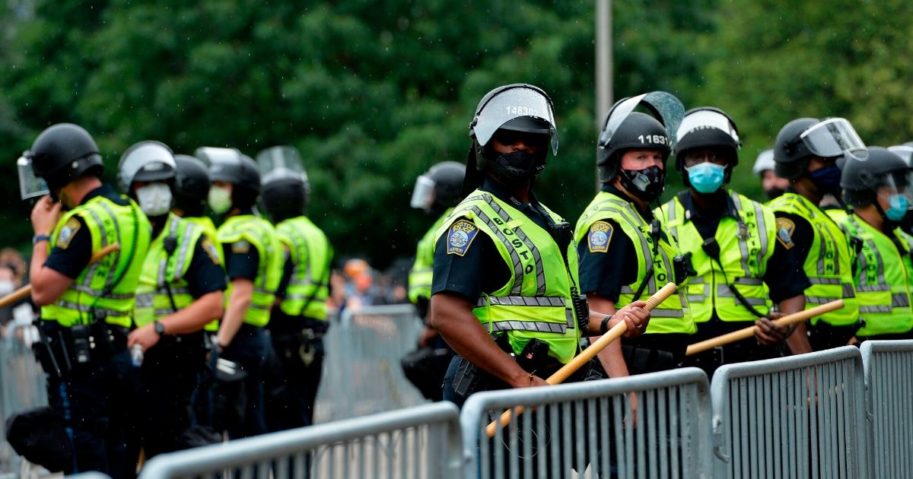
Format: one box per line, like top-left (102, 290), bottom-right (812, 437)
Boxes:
top-left (485, 282), bottom-right (678, 438)
top-left (0, 243), bottom-right (121, 310)
top-left (684, 299), bottom-right (845, 356)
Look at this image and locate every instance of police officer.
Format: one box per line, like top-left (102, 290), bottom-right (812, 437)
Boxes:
top-left (752, 148), bottom-right (790, 201)
top-left (839, 147), bottom-right (913, 341)
top-left (257, 145), bottom-right (332, 430)
top-left (428, 84), bottom-right (650, 408)
top-left (403, 161), bottom-right (464, 400)
top-left (24, 123), bottom-right (151, 477)
top-left (656, 108), bottom-right (807, 378)
top-left (770, 117), bottom-right (864, 352)
top-left (197, 147), bottom-right (283, 439)
top-left (118, 141), bottom-right (226, 458)
top-left (575, 96), bottom-right (695, 377)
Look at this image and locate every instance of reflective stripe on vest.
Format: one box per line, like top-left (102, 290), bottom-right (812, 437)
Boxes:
top-left (408, 208), bottom-right (453, 304)
top-left (276, 216), bottom-right (332, 321)
top-left (217, 215), bottom-right (284, 327)
top-left (134, 214), bottom-right (209, 328)
top-left (657, 190), bottom-right (774, 323)
top-left (41, 194), bottom-right (151, 328)
top-left (575, 191), bottom-right (694, 334)
top-left (768, 192), bottom-right (859, 326)
top-left (436, 191), bottom-right (581, 364)
top-left (841, 214), bottom-right (913, 336)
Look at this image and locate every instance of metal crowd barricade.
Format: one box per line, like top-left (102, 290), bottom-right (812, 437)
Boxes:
top-left (710, 346), bottom-right (868, 479)
top-left (316, 304), bottom-right (426, 422)
top-left (460, 368), bottom-right (712, 479)
top-left (859, 339), bottom-right (913, 479)
top-left (0, 320), bottom-right (46, 475)
top-left (140, 402), bottom-right (464, 479)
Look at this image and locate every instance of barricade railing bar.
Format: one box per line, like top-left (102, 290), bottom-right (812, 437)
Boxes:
top-left (460, 368), bottom-right (713, 479)
top-left (140, 402), bottom-right (463, 479)
top-left (710, 346), bottom-right (868, 479)
top-left (860, 339), bottom-right (913, 479)
top-left (316, 304), bottom-right (426, 422)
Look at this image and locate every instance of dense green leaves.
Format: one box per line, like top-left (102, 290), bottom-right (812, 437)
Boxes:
top-left (2, 1), bottom-right (911, 265)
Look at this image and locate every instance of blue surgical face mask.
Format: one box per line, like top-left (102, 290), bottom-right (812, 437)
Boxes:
top-left (686, 162), bottom-right (726, 194)
top-left (885, 194), bottom-right (910, 222)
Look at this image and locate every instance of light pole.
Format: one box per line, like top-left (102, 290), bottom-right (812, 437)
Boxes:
top-left (595, 0), bottom-right (612, 191)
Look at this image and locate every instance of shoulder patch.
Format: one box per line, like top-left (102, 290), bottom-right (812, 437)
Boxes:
top-left (202, 238), bottom-right (221, 265)
top-left (56, 218), bottom-right (82, 250)
top-left (776, 217), bottom-right (795, 250)
top-left (587, 221), bottom-right (613, 253)
top-left (446, 220), bottom-right (479, 256)
top-left (231, 240), bottom-right (251, 254)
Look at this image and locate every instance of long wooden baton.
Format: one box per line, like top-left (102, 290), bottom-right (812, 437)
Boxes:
top-left (485, 282), bottom-right (678, 438)
top-left (0, 243), bottom-right (121, 310)
top-left (685, 299), bottom-right (845, 356)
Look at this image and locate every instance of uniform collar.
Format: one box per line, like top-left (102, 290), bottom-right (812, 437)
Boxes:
top-left (481, 177), bottom-right (541, 212)
top-left (679, 189), bottom-right (739, 222)
top-left (80, 184), bottom-right (130, 207)
top-left (601, 183), bottom-right (654, 220)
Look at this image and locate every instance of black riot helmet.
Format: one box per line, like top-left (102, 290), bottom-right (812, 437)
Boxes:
top-left (596, 111), bottom-right (670, 183)
top-left (26, 123), bottom-right (103, 191)
top-left (464, 84), bottom-right (558, 192)
top-left (773, 117), bottom-right (868, 180)
top-left (410, 161), bottom-right (466, 212)
top-left (117, 141), bottom-right (176, 193)
top-left (257, 145), bottom-right (309, 222)
top-left (197, 147), bottom-right (261, 209)
top-left (173, 154), bottom-right (211, 217)
top-left (841, 146), bottom-right (911, 208)
top-left (674, 107), bottom-right (741, 174)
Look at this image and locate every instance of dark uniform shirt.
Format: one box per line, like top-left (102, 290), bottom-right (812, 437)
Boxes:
top-left (577, 184), bottom-right (652, 302)
top-left (45, 185), bottom-right (130, 279)
top-left (431, 179), bottom-right (553, 304)
top-left (182, 236), bottom-right (227, 298)
top-left (222, 208), bottom-right (260, 282)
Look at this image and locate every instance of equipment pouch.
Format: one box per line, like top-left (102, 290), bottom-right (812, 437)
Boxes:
top-left (32, 338), bottom-right (63, 379)
top-left (673, 252), bottom-right (696, 284)
top-left (516, 338), bottom-right (550, 374)
top-left (452, 356), bottom-right (481, 397)
top-left (69, 325), bottom-right (92, 365)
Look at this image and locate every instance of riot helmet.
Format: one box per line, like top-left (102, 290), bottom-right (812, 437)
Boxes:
top-left (410, 161), bottom-right (466, 212)
top-left (673, 107), bottom-right (741, 194)
top-left (118, 141), bottom-right (176, 217)
top-left (257, 146), bottom-right (309, 222)
top-left (841, 147), bottom-right (912, 220)
top-left (173, 154), bottom-right (211, 217)
top-left (752, 149), bottom-right (776, 177)
top-left (197, 147), bottom-right (260, 212)
top-left (596, 112), bottom-right (670, 183)
top-left (888, 142), bottom-right (913, 168)
top-left (24, 123), bottom-right (103, 193)
top-left (465, 84), bottom-right (557, 191)
top-left (773, 117), bottom-right (867, 180)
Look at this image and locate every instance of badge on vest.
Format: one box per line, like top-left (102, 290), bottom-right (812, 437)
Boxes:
top-left (776, 217), bottom-right (795, 250)
top-left (56, 218), bottom-right (82, 250)
top-left (588, 221), bottom-right (613, 253)
top-left (447, 220), bottom-right (479, 256)
top-left (231, 240), bottom-right (251, 254)
top-left (202, 238), bottom-right (221, 265)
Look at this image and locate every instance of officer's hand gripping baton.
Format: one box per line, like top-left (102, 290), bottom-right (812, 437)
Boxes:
top-left (684, 299), bottom-right (845, 356)
top-left (485, 282), bottom-right (678, 438)
top-left (0, 244), bottom-right (121, 310)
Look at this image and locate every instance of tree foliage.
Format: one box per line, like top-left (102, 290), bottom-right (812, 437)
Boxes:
top-left (1, 1), bottom-right (910, 266)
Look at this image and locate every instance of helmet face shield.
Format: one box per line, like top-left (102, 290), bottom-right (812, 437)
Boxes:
top-left (117, 141), bottom-right (176, 193)
top-left (409, 174), bottom-right (435, 211)
top-left (599, 92), bottom-right (684, 150)
top-left (888, 145), bottom-right (913, 167)
top-left (256, 146), bottom-right (307, 182)
top-left (17, 154), bottom-right (49, 200)
top-left (800, 118), bottom-right (867, 161)
top-left (472, 86), bottom-right (558, 155)
top-left (676, 109), bottom-right (740, 146)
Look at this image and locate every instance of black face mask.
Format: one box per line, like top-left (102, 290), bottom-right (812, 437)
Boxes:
top-left (765, 187), bottom-right (786, 200)
top-left (487, 150), bottom-right (544, 184)
top-left (620, 166), bottom-right (665, 202)
top-left (809, 164), bottom-right (842, 196)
